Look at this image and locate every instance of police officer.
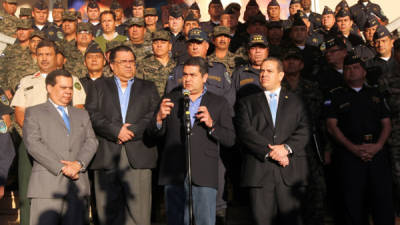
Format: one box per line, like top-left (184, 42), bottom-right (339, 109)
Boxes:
top-left (363, 15), bottom-right (379, 56)
top-left (301, 0), bottom-right (322, 28)
top-left (80, 42), bottom-right (105, 93)
top-left (266, 0), bottom-right (291, 30)
top-left (125, 17), bottom-right (153, 63)
top-left (166, 4), bottom-right (186, 64)
top-left (326, 52), bottom-right (394, 225)
top-left (31, 1), bottom-right (62, 42)
top-left (200, 0), bottom-right (223, 35)
top-left (350, 0), bottom-right (388, 31)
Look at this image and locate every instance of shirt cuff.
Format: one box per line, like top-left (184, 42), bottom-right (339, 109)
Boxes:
top-left (284, 144), bottom-right (293, 154)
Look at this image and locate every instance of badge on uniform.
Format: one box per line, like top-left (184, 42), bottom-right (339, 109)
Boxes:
top-left (74, 82), bottom-right (82, 90)
top-left (0, 94), bottom-right (9, 106)
top-left (96, 30), bottom-right (102, 37)
top-left (0, 119), bottom-right (7, 134)
top-left (57, 31), bottom-right (64, 40)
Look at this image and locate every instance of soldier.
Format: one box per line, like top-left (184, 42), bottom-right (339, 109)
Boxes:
top-left (19, 8), bottom-right (32, 20)
top-left (51, 0), bottom-right (65, 28)
top-left (31, 1), bottom-right (62, 42)
top-left (301, 0), bottom-right (322, 28)
top-left (321, 6), bottom-right (337, 34)
top-left (125, 17), bottom-right (152, 63)
top-left (94, 10), bottom-right (127, 52)
top-left (166, 4), bottom-right (186, 64)
top-left (188, 2), bottom-right (201, 20)
top-left (144, 8), bottom-right (159, 33)
top-left (208, 26), bottom-right (245, 77)
top-left (307, 6), bottom-right (337, 48)
top-left (281, 48), bottom-right (326, 225)
top-left (87, 0), bottom-right (102, 37)
top-left (131, 0), bottom-right (145, 18)
top-left (363, 15), bottom-right (379, 56)
top-left (0, 0), bottom-right (18, 37)
top-left (220, 7), bottom-right (245, 54)
top-left (266, 0), bottom-right (291, 30)
top-left (200, 0), bottom-right (223, 35)
top-left (11, 40), bottom-right (86, 225)
top-left (59, 11), bottom-right (78, 44)
top-left (232, 34), bottom-right (269, 99)
top-left (243, 0), bottom-right (260, 23)
top-left (350, 0), bottom-right (388, 31)
top-left (136, 30), bottom-right (176, 97)
top-left (110, 0), bottom-right (127, 36)
top-left (267, 21), bottom-right (284, 58)
top-left (28, 30), bottom-right (46, 65)
top-left (80, 42), bottom-right (105, 92)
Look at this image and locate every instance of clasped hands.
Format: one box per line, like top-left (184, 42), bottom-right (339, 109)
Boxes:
top-left (349, 143), bottom-right (381, 162)
top-left (268, 144), bottom-right (290, 167)
top-left (118, 123), bottom-right (135, 144)
top-left (60, 160), bottom-right (82, 180)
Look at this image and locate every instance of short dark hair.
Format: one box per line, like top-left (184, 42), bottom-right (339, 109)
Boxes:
top-left (45, 69), bottom-right (72, 86)
top-left (36, 40), bottom-right (57, 54)
top-left (183, 57), bottom-right (208, 75)
top-left (109, 45), bottom-right (136, 63)
top-left (263, 57), bottom-right (284, 73)
top-left (100, 10), bottom-right (116, 21)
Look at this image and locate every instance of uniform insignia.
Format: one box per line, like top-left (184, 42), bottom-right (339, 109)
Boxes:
top-left (25, 86), bottom-right (34, 91)
top-left (224, 72), bottom-right (231, 84)
top-left (0, 120), bottom-right (7, 134)
top-left (208, 75), bottom-right (221, 82)
top-left (372, 96), bottom-right (380, 103)
top-left (284, 96), bottom-right (288, 99)
top-left (49, 31), bottom-right (54, 36)
top-left (339, 102), bottom-right (350, 109)
top-left (316, 17), bottom-right (320, 21)
top-left (95, 30), bottom-right (102, 37)
top-left (168, 75), bottom-right (174, 80)
top-left (0, 95), bottom-right (9, 105)
top-left (312, 38), bottom-right (318, 43)
top-left (0, 16), bottom-right (3, 20)
top-left (239, 78), bottom-right (254, 86)
top-left (320, 42), bottom-right (326, 52)
top-left (56, 31), bottom-right (63, 39)
top-left (74, 82), bottom-right (82, 90)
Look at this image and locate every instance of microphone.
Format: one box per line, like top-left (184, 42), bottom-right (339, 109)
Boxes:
top-left (182, 89), bottom-right (191, 134)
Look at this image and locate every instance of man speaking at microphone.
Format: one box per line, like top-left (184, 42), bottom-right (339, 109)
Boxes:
top-left (146, 56), bottom-right (235, 225)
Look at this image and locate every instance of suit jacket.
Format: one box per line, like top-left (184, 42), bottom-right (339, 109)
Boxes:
top-left (23, 101), bottom-right (98, 198)
top-left (85, 77), bottom-right (160, 170)
top-left (146, 89), bottom-right (235, 189)
top-left (234, 88), bottom-right (310, 187)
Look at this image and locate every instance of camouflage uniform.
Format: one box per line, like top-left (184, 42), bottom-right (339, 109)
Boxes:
top-left (136, 55), bottom-right (176, 97)
top-left (207, 51), bottom-right (246, 77)
top-left (0, 9), bottom-right (18, 37)
top-left (61, 40), bottom-right (88, 78)
top-left (125, 41), bottom-right (153, 64)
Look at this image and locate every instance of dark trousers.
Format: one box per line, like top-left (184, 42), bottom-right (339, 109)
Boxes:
top-left (334, 149), bottom-right (394, 225)
top-left (249, 166), bottom-right (305, 225)
top-left (18, 142), bottom-right (32, 225)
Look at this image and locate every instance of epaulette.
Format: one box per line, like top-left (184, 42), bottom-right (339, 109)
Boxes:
top-left (33, 71), bottom-right (41, 78)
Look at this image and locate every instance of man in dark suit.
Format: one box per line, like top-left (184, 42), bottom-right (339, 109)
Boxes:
top-left (235, 58), bottom-right (310, 225)
top-left (85, 45), bottom-right (159, 225)
top-left (146, 57), bottom-right (235, 225)
top-left (23, 70), bottom-right (98, 225)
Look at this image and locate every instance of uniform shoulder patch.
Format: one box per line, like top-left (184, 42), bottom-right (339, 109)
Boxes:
top-left (74, 82), bottom-right (82, 90)
top-left (0, 120), bottom-right (7, 134)
top-left (0, 94), bottom-right (9, 105)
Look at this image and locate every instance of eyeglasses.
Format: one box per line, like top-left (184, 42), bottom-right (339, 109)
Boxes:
top-left (113, 60), bottom-right (136, 65)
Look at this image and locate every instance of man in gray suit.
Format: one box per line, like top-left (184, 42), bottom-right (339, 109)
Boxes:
top-left (23, 69), bottom-right (98, 225)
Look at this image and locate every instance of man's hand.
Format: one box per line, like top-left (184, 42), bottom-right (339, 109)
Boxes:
top-left (348, 144), bottom-right (371, 162)
top-left (118, 123), bottom-right (134, 143)
top-left (268, 144), bottom-right (290, 167)
top-left (196, 106), bottom-right (213, 128)
top-left (156, 98), bottom-right (174, 123)
top-left (0, 185), bottom-right (4, 199)
top-left (60, 160), bottom-right (82, 180)
top-left (361, 143), bottom-right (382, 161)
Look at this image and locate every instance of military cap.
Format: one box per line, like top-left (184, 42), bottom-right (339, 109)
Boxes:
top-left (30, 30), bottom-right (46, 40)
top-left (322, 6), bottom-right (334, 15)
top-left (87, 0), bottom-right (99, 9)
top-left (268, 0), bottom-right (280, 7)
top-left (365, 15), bottom-right (379, 29)
top-left (132, 0), bottom-right (144, 7)
top-left (144, 8), bottom-right (157, 16)
top-left (77, 22), bottom-right (93, 33)
top-left (5, 0), bottom-right (17, 4)
top-left (226, 3), bottom-right (241, 11)
top-left (210, 0), bottom-right (222, 5)
top-left (247, 0), bottom-right (259, 7)
top-left (126, 17), bottom-right (145, 27)
top-left (19, 8), bottom-right (32, 17)
top-left (283, 47), bottom-right (303, 60)
top-left (53, 0), bottom-right (64, 9)
top-left (110, 0), bottom-right (122, 10)
top-left (222, 6), bottom-right (235, 15)
top-left (33, 0), bottom-right (48, 10)
top-left (336, 0), bottom-right (349, 9)
top-left (188, 28), bottom-right (208, 42)
top-left (321, 35), bottom-right (346, 51)
top-left (169, 4), bottom-right (183, 18)
top-left (75, 11), bottom-right (82, 19)
top-left (213, 26), bottom-right (231, 38)
top-left (373, 25), bottom-right (392, 40)
top-left (105, 40), bottom-right (124, 53)
top-left (336, 8), bottom-right (351, 18)
top-left (152, 30), bottom-right (171, 42)
top-left (63, 11), bottom-right (77, 21)
top-left (248, 34), bottom-right (268, 48)
top-left (343, 52), bottom-right (365, 68)
top-left (394, 39), bottom-right (400, 51)
top-left (292, 12), bottom-right (306, 27)
top-left (85, 42), bottom-right (103, 56)
top-left (190, 2), bottom-right (200, 10)
top-left (16, 19), bottom-right (32, 29)
top-left (290, 0), bottom-right (301, 5)
top-left (184, 12), bottom-right (199, 23)
top-left (267, 21), bottom-right (283, 29)
top-left (248, 12), bottom-right (266, 25)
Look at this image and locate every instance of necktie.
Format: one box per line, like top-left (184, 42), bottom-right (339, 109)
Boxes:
top-left (269, 93), bottom-right (278, 126)
top-left (57, 106), bottom-right (70, 133)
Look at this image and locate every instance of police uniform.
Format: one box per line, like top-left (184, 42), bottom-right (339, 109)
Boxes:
top-left (166, 5), bottom-right (187, 64)
top-left (31, 1), bottom-right (63, 42)
top-left (350, 0), bottom-right (388, 32)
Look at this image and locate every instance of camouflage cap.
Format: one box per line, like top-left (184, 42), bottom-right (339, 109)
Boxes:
top-left (247, 0), bottom-right (259, 7)
top-left (132, 0), bottom-right (144, 7)
top-left (5, 0), bottom-right (17, 4)
top-left (77, 22), bottom-right (93, 33)
top-left (152, 30), bottom-right (171, 42)
top-left (33, 0), bottom-right (48, 10)
top-left (53, 0), bottom-right (64, 9)
top-left (394, 38), bottom-right (400, 51)
top-left (126, 17), bottom-right (145, 27)
top-left (85, 42), bottom-right (103, 56)
top-left (87, 0), bottom-right (99, 9)
top-left (213, 26), bottom-right (231, 38)
top-left (268, 0), bottom-right (280, 7)
top-left (188, 28), bottom-right (208, 42)
top-left (16, 19), bottom-right (32, 29)
top-left (343, 52), bottom-right (365, 68)
top-left (184, 11), bottom-right (199, 23)
top-left (248, 34), bottom-right (268, 48)
top-left (290, 0), bottom-right (301, 5)
top-left (169, 4), bottom-right (183, 18)
top-left (19, 8), bottom-right (32, 17)
top-left (106, 40), bottom-right (124, 52)
top-left (373, 25), bottom-right (391, 40)
top-left (283, 47), bottom-right (303, 61)
top-left (30, 30), bottom-right (46, 39)
top-left (365, 15), bottom-right (379, 29)
top-left (144, 8), bottom-right (157, 16)
top-left (189, 2), bottom-right (200, 10)
top-left (110, 0), bottom-right (122, 10)
top-left (322, 6), bottom-right (334, 15)
top-left (63, 11), bottom-right (77, 21)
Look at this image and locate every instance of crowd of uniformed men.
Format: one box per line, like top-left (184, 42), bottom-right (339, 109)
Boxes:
top-left (0, 0), bottom-right (399, 224)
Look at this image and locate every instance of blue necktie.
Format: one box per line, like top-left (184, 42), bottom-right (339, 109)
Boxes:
top-left (57, 106), bottom-right (70, 133)
top-left (269, 93), bottom-right (278, 126)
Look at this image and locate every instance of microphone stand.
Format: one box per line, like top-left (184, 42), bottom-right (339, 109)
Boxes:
top-left (183, 93), bottom-right (195, 225)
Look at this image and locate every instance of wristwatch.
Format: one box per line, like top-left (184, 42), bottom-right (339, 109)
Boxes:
top-left (283, 144), bottom-right (293, 154)
top-left (76, 160), bottom-right (85, 172)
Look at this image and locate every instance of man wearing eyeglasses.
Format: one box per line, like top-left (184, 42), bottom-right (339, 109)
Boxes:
top-left (85, 45), bottom-right (159, 225)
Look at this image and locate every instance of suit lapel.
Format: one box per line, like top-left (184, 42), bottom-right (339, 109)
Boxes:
top-left (257, 92), bottom-right (274, 129)
top-left (45, 101), bottom-right (69, 132)
top-left (126, 79), bottom-right (139, 120)
top-left (274, 88), bottom-right (289, 133)
top-left (195, 92), bottom-right (210, 127)
top-left (106, 77), bottom-right (123, 121)
top-left (68, 106), bottom-right (78, 144)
